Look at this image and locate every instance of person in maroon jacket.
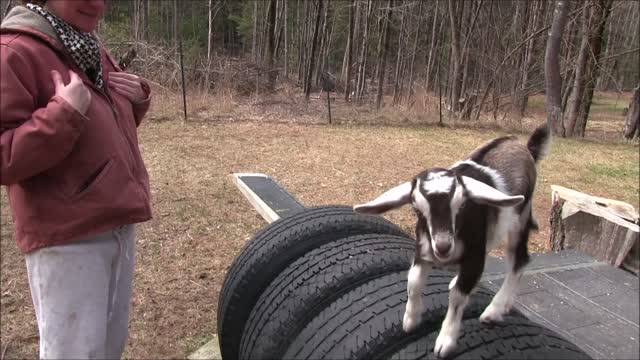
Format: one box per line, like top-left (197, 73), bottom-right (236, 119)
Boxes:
top-left (1, 0), bottom-right (152, 358)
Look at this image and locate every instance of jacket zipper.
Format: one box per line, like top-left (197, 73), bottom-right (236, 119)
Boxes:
top-left (88, 80), bottom-right (137, 174)
top-left (107, 93), bottom-right (137, 174)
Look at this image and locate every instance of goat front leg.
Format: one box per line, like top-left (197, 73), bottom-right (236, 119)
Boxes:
top-left (434, 257), bottom-right (484, 358)
top-left (480, 270), bottom-right (522, 323)
top-left (403, 259), bottom-right (431, 332)
top-left (481, 223), bottom-right (531, 323)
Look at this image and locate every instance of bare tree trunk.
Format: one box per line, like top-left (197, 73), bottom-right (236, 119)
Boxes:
top-left (297, 0), bottom-right (304, 81)
top-left (323, 9), bottom-right (335, 74)
top-left (545, 0), bottom-right (570, 136)
top-left (624, 85), bottom-right (640, 139)
top-left (373, 2), bottom-right (385, 90)
top-left (392, 0), bottom-right (406, 105)
top-left (460, 47), bottom-right (471, 102)
top-left (165, 1), bottom-right (171, 45)
top-left (265, 0), bottom-right (277, 89)
top-left (305, 0), bottom-right (323, 100)
top-left (252, 1), bottom-right (258, 61)
top-left (284, 0), bottom-right (289, 78)
top-left (173, 0), bottom-right (178, 50)
top-left (425, 1), bottom-right (441, 92)
top-left (356, 0), bottom-right (374, 102)
top-left (560, 12), bottom-right (579, 107)
top-left (207, 0), bottom-right (217, 63)
top-left (131, 0), bottom-right (149, 42)
top-left (316, 5), bottom-right (335, 89)
top-left (133, 0), bottom-right (140, 41)
top-left (299, 0), bottom-right (307, 83)
top-left (574, 0), bottom-right (614, 137)
top-left (564, 2), bottom-right (591, 137)
top-left (448, 0), bottom-right (463, 112)
top-left (342, 0), bottom-right (359, 80)
top-left (518, 0), bottom-right (545, 116)
top-left (562, 67), bottom-right (576, 112)
top-left (376, 0), bottom-right (393, 110)
top-left (344, 0), bottom-right (355, 102)
top-left (459, 0), bottom-right (481, 99)
top-left (408, 0), bottom-right (423, 101)
top-left (258, 2), bottom-right (269, 62)
top-left (596, 18), bottom-right (613, 90)
top-left (274, 0), bottom-right (285, 57)
top-left (300, 0), bottom-right (313, 84)
top-left (205, 0), bottom-right (215, 93)
top-left (513, 0), bottom-right (532, 115)
top-left (314, 0), bottom-right (330, 87)
top-left (141, 0), bottom-right (148, 41)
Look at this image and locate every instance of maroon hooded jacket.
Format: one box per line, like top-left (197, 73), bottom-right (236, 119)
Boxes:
top-left (1, 6), bottom-right (152, 253)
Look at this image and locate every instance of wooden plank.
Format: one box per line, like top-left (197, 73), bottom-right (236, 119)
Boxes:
top-left (240, 175), bottom-right (305, 219)
top-left (551, 185), bottom-right (638, 223)
top-left (231, 173), bottom-right (305, 224)
top-left (231, 173), bottom-right (281, 223)
top-left (188, 335), bottom-right (221, 360)
top-left (550, 185), bottom-right (639, 268)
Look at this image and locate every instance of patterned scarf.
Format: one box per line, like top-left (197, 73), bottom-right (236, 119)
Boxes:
top-left (26, 3), bottom-right (103, 89)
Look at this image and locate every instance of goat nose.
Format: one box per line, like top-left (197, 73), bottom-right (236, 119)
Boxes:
top-left (435, 241), bottom-right (451, 255)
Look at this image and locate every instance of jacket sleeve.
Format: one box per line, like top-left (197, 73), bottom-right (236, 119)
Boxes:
top-left (131, 79), bottom-right (151, 127)
top-left (0, 44), bottom-right (87, 185)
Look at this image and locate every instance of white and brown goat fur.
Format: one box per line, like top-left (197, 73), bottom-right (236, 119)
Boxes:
top-left (353, 125), bottom-right (551, 357)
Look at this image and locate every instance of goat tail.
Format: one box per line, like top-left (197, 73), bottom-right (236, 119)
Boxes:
top-left (527, 124), bottom-right (551, 163)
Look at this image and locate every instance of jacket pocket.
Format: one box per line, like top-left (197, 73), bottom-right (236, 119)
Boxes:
top-left (71, 159), bottom-right (114, 200)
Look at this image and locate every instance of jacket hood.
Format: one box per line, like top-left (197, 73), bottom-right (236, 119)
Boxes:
top-left (1, 5), bottom-right (62, 49)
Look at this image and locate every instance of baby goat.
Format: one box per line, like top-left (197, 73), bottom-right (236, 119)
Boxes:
top-left (353, 125), bottom-right (551, 357)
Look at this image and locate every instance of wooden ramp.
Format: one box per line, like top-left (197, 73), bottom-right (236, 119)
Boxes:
top-left (230, 173), bottom-right (305, 223)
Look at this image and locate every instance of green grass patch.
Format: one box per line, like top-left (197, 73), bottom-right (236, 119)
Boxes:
top-left (590, 96), bottom-right (628, 115)
top-left (588, 163), bottom-right (639, 179)
top-left (526, 93), bottom-right (629, 117)
top-left (541, 136), bottom-right (639, 206)
top-left (527, 95), bottom-right (546, 112)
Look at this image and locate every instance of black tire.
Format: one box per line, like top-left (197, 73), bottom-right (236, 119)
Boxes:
top-left (240, 234), bottom-right (416, 360)
top-left (282, 270), bottom-right (505, 360)
top-left (389, 316), bottom-right (591, 360)
top-left (217, 206), bottom-right (410, 360)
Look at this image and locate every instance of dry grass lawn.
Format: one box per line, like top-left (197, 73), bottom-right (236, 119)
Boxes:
top-left (1, 87), bottom-right (638, 358)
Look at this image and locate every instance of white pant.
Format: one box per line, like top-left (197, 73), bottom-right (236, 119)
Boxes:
top-left (25, 225), bottom-right (136, 360)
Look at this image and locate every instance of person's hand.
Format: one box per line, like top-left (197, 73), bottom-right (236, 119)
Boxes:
top-left (108, 72), bottom-right (147, 104)
top-left (51, 70), bottom-right (92, 115)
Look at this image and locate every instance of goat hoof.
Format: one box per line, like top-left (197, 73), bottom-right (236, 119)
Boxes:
top-left (479, 305), bottom-right (505, 323)
top-left (402, 312), bottom-right (420, 333)
top-left (434, 333), bottom-right (457, 358)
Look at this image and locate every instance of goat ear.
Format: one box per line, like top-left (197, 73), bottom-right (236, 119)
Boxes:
top-left (353, 181), bottom-right (412, 214)
top-left (461, 176), bottom-right (524, 207)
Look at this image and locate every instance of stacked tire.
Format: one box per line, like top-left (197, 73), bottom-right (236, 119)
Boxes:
top-left (217, 206), bottom-right (591, 360)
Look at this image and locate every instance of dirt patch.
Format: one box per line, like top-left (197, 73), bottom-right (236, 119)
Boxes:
top-left (1, 90), bottom-right (637, 358)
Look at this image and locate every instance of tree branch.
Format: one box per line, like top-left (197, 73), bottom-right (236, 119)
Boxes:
top-left (601, 47), bottom-right (640, 61)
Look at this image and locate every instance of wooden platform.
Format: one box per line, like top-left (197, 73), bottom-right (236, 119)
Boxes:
top-left (483, 251), bottom-right (639, 359)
